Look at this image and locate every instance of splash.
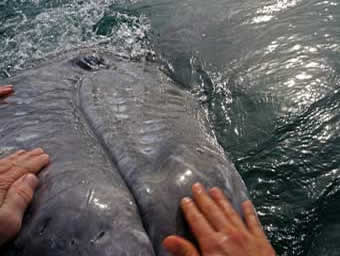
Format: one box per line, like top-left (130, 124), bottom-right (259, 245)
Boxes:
top-left (0, 0), bottom-right (152, 78)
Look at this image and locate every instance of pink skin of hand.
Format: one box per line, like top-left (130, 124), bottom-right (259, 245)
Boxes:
top-left (0, 149), bottom-right (49, 246)
top-left (163, 183), bottom-right (276, 256)
top-left (0, 85), bottom-right (14, 99)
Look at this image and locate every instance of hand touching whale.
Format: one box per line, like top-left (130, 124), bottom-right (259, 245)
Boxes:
top-left (0, 148), bottom-right (49, 246)
top-left (163, 184), bottom-right (276, 256)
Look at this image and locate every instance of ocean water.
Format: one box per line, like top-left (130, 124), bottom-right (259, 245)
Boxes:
top-left (1, 0), bottom-right (340, 255)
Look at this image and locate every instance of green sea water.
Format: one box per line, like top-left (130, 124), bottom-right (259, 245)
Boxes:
top-left (1, 0), bottom-right (340, 255)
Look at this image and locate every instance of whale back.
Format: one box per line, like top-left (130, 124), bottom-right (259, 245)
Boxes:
top-left (0, 51), bottom-right (248, 256)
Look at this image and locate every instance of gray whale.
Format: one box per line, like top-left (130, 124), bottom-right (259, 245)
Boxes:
top-left (0, 50), bottom-right (248, 256)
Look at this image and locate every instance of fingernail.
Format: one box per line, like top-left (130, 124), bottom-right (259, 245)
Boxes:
top-left (23, 174), bottom-right (39, 189)
top-left (41, 154), bottom-right (50, 161)
top-left (32, 148), bottom-right (44, 154)
top-left (192, 182), bottom-right (203, 193)
top-left (181, 197), bottom-right (192, 204)
top-left (209, 187), bottom-right (220, 194)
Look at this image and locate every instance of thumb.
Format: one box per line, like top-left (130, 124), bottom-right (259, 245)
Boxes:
top-left (2, 174), bottom-right (39, 219)
top-left (163, 235), bottom-right (200, 256)
top-left (0, 174), bottom-right (39, 245)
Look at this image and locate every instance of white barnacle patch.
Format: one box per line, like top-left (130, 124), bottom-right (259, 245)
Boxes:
top-left (145, 187), bottom-right (151, 194)
top-left (93, 198), bottom-right (109, 210)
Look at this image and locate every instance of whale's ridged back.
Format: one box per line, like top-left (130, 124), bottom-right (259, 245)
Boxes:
top-left (0, 52), bottom-right (248, 256)
top-left (0, 53), bottom-right (154, 256)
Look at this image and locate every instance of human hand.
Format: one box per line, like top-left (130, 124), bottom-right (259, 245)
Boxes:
top-left (163, 183), bottom-right (276, 256)
top-left (0, 85), bottom-right (14, 101)
top-left (0, 149), bottom-right (49, 246)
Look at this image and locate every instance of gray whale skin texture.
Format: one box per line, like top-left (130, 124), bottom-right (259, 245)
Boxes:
top-left (0, 50), bottom-right (249, 256)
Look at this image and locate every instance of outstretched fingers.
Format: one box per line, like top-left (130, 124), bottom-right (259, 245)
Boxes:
top-left (180, 197), bottom-right (215, 245)
top-left (0, 148), bottom-right (48, 245)
top-left (2, 174), bottom-right (39, 219)
top-left (0, 150), bottom-right (26, 174)
top-left (7, 149), bottom-right (49, 180)
top-left (209, 187), bottom-right (247, 231)
top-left (242, 200), bottom-right (265, 237)
top-left (0, 149), bottom-right (49, 205)
top-left (191, 183), bottom-right (231, 232)
top-left (0, 174), bottom-right (39, 245)
top-left (164, 184), bottom-right (277, 256)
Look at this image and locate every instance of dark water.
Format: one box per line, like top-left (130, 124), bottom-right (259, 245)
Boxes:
top-left (1, 0), bottom-right (340, 255)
